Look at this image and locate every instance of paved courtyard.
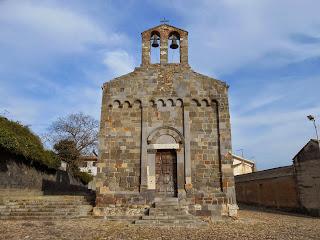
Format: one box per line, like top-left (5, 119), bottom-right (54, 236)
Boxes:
top-left (0, 207), bottom-right (319, 240)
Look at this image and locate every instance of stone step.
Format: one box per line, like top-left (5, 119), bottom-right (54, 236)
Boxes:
top-left (134, 219), bottom-right (208, 227)
top-left (0, 205), bottom-right (93, 213)
top-left (1, 211), bottom-right (81, 216)
top-left (0, 189), bottom-right (43, 197)
top-left (9, 208), bottom-right (91, 214)
top-left (153, 202), bottom-right (184, 208)
top-left (0, 215), bottom-right (91, 220)
top-left (2, 197), bottom-right (91, 202)
top-left (142, 215), bottom-right (176, 220)
top-left (0, 209), bottom-right (76, 214)
top-left (0, 209), bottom-right (87, 215)
top-left (0, 210), bottom-right (92, 218)
top-left (3, 201), bottom-right (91, 205)
top-left (141, 215), bottom-right (196, 220)
top-left (0, 193), bottom-right (93, 220)
top-left (1, 203), bottom-right (93, 208)
top-left (2, 199), bottom-right (93, 205)
top-left (3, 202), bottom-right (89, 206)
top-left (1, 208), bottom-right (88, 213)
top-left (1, 206), bottom-right (90, 211)
top-left (1, 195), bottom-right (91, 200)
top-left (148, 209), bottom-right (188, 216)
top-left (104, 216), bottom-right (141, 223)
top-left (0, 203), bottom-right (93, 207)
top-left (154, 197), bottom-right (179, 203)
top-left (3, 197), bottom-right (90, 201)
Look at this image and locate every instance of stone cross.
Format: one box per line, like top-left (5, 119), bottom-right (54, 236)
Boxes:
top-left (160, 18), bottom-right (169, 24)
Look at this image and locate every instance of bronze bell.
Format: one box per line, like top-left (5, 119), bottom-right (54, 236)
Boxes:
top-left (170, 35), bottom-right (179, 49)
top-left (151, 35), bottom-right (159, 48)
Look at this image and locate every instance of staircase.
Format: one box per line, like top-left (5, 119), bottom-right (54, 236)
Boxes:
top-left (135, 197), bottom-right (207, 227)
top-left (0, 190), bottom-right (94, 220)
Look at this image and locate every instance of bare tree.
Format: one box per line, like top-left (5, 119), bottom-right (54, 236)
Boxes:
top-left (46, 112), bottom-right (99, 155)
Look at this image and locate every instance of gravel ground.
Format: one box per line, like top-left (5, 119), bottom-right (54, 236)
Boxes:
top-left (0, 208), bottom-right (319, 240)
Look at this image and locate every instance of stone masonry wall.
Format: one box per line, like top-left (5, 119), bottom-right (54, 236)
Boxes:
top-left (190, 100), bottom-right (220, 191)
top-left (235, 140), bottom-right (320, 217)
top-left (95, 64), bottom-right (236, 217)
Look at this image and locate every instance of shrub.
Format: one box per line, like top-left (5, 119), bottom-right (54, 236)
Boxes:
top-left (0, 116), bottom-right (60, 169)
top-left (74, 171), bottom-right (93, 185)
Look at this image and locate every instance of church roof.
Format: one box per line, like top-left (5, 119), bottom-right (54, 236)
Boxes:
top-left (231, 153), bottom-right (255, 165)
top-left (141, 23), bottom-right (188, 34)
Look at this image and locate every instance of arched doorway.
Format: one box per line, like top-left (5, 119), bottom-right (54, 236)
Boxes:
top-left (146, 126), bottom-right (185, 198)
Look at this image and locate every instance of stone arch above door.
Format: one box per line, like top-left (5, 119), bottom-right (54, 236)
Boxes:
top-left (147, 126), bottom-right (184, 145)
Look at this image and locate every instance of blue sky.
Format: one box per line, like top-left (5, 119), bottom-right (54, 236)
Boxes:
top-left (0, 0), bottom-right (320, 170)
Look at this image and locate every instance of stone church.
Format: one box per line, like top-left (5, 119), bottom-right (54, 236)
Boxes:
top-left (94, 24), bottom-right (238, 221)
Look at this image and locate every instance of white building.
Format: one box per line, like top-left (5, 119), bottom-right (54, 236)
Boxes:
top-left (79, 156), bottom-right (98, 176)
top-left (232, 154), bottom-right (255, 176)
top-left (59, 160), bottom-right (67, 171)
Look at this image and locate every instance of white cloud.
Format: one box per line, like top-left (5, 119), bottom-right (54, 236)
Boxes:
top-left (103, 50), bottom-right (135, 77)
top-left (241, 94), bottom-right (284, 113)
top-left (0, 1), bottom-right (125, 64)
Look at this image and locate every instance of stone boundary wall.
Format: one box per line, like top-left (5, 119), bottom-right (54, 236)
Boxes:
top-left (235, 166), bottom-right (294, 182)
top-left (235, 166), bottom-right (300, 211)
top-left (0, 150), bottom-right (90, 195)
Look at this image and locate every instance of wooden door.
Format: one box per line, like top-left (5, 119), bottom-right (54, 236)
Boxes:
top-left (155, 150), bottom-right (177, 197)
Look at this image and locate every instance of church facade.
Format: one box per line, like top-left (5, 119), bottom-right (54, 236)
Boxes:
top-left (94, 24), bottom-right (238, 219)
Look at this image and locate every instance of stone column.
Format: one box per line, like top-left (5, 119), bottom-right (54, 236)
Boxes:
top-left (183, 104), bottom-right (192, 188)
top-left (147, 149), bottom-right (156, 190)
top-left (140, 105), bottom-right (148, 191)
top-left (160, 32), bottom-right (168, 64)
top-left (141, 32), bottom-right (150, 66)
top-left (215, 98), bottom-right (237, 206)
top-left (180, 32), bottom-right (188, 65)
top-left (177, 148), bottom-right (185, 197)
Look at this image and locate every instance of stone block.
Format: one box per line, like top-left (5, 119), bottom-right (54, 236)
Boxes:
top-left (227, 204), bottom-right (238, 217)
